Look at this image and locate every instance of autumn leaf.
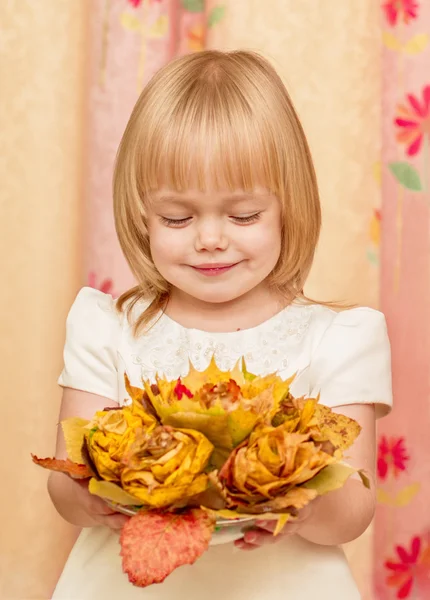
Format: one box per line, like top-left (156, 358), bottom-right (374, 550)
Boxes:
top-left (31, 455), bottom-right (92, 479)
top-left (88, 478), bottom-right (143, 506)
top-left (120, 509), bottom-right (215, 586)
top-left (302, 462), bottom-right (356, 495)
top-left (314, 405), bottom-right (361, 452)
top-left (143, 357), bottom-right (293, 455)
top-left (61, 417), bottom-right (90, 463)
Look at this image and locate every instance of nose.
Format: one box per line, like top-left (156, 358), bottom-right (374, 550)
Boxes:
top-left (194, 218), bottom-right (228, 252)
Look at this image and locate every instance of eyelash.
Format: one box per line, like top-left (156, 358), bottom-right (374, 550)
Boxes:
top-left (160, 213), bottom-right (261, 227)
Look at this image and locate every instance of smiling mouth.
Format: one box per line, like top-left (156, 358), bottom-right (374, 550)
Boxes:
top-left (191, 263), bottom-right (240, 276)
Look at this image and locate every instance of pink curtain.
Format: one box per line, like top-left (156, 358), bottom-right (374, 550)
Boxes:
top-left (83, 0), bottom-right (224, 295)
top-left (375, 1), bottom-right (430, 598)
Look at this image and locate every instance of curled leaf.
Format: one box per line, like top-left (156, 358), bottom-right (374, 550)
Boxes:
top-left (31, 455), bottom-right (92, 479)
top-left (120, 509), bottom-right (215, 587)
top-left (88, 478), bottom-right (142, 506)
top-left (121, 426), bottom-right (213, 508)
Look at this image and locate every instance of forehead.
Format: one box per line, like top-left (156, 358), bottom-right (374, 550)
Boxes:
top-left (150, 187), bottom-right (274, 207)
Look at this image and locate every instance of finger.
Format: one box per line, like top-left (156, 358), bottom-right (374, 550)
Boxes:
top-left (243, 529), bottom-right (279, 546)
top-left (90, 499), bottom-right (117, 516)
top-left (234, 538), bottom-right (259, 551)
top-left (254, 519), bottom-right (300, 535)
top-left (96, 513), bottom-right (130, 530)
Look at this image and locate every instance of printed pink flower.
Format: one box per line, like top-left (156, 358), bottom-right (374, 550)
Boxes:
top-left (88, 272), bottom-right (115, 296)
top-left (382, 0), bottom-right (419, 26)
top-left (127, 0), bottom-right (161, 6)
top-left (385, 535), bottom-right (430, 598)
top-left (394, 85), bottom-right (430, 156)
top-left (377, 436), bottom-right (409, 480)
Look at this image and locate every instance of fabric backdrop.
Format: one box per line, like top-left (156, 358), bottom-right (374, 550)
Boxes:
top-left (375, 2), bottom-right (430, 599)
top-left (1, 1), bottom-right (428, 598)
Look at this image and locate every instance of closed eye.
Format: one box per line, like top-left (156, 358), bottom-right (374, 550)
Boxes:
top-left (160, 216), bottom-right (192, 227)
top-left (231, 213), bottom-right (261, 224)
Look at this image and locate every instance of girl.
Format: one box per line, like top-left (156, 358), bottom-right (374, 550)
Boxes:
top-left (48, 50), bottom-right (392, 599)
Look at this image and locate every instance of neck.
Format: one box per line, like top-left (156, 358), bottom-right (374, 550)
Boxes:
top-left (165, 284), bottom-right (290, 333)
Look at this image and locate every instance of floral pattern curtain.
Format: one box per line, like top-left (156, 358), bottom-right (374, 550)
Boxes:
top-left (375, 1), bottom-right (430, 598)
top-left (84, 0), bottom-right (225, 296)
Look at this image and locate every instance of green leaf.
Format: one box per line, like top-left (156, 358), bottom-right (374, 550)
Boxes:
top-left (208, 5), bottom-right (226, 27)
top-left (181, 0), bottom-right (204, 12)
top-left (302, 463), bottom-right (356, 495)
top-left (388, 162), bottom-right (423, 191)
top-left (241, 358), bottom-right (257, 381)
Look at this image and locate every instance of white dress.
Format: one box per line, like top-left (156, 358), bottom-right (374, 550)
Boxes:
top-left (53, 287), bottom-right (392, 600)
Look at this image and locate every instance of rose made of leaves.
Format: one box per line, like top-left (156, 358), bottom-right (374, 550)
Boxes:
top-left (212, 424), bottom-right (339, 515)
top-left (121, 425), bottom-right (213, 508)
top-left (86, 408), bottom-right (147, 482)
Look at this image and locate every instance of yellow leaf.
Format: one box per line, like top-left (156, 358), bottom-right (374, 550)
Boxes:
top-left (314, 406), bottom-right (361, 451)
top-left (149, 15), bottom-right (168, 38)
top-left (395, 483), bottom-right (420, 507)
top-left (403, 33), bottom-right (429, 55)
top-left (377, 488), bottom-right (394, 506)
top-left (61, 417), bottom-right (90, 463)
top-left (88, 478), bottom-right (143, 506)
top-left (358, 470), bottom-right (371, 489)
top-left (273, 514), bottom-right (290, 536)
top-left (120, 12), bottom-right (142, 32)
top-left (382, 31), bottom-right (402, 51)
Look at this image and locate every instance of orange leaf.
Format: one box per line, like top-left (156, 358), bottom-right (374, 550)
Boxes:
top-left (31, 454), bottom-right (92, 479)
top-left (120, 509), bottom-right (215, 587)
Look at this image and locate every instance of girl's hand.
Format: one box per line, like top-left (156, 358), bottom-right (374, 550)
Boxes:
top-left (72, 478), bottom-right (130, 531)
top-left (234, 505), bottom-right (313, 551)
top-left (48, 472), bottom-right (130, 531)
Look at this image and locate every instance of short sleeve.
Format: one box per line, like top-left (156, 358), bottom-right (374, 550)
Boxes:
top-left (57, 287), bottom-right (122, 401)
top-left (309, 308), bottom-right (393, 418)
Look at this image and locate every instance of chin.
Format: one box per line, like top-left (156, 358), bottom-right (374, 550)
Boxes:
top-left (187, 289), bottom-right (243, 304)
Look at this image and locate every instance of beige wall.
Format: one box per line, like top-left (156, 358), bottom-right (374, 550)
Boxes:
top-left (0, 2), bottom-right (88, 598)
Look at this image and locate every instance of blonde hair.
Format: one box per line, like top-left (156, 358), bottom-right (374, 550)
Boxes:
top-left (114, 50), bottom-right (321, 335)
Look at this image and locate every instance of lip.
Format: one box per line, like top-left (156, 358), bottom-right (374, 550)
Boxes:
top-left (191, 262), bottom-right (239, 276)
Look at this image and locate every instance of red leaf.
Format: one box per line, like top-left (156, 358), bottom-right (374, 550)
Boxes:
top-left (120, 509), bottom-right (215, 587)
top-left (31, 454), bottom-right (92, 479)
top-left (174, 378), bottom-right (193, 400)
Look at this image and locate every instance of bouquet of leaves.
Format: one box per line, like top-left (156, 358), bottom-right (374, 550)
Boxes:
top-left (33, 358), bottom-right (367, 587)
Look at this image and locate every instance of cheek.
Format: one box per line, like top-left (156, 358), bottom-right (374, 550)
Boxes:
top-left (241, 225), bottom-right (281, 260)
top-left (149, 228), bottom-right (186, 264)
